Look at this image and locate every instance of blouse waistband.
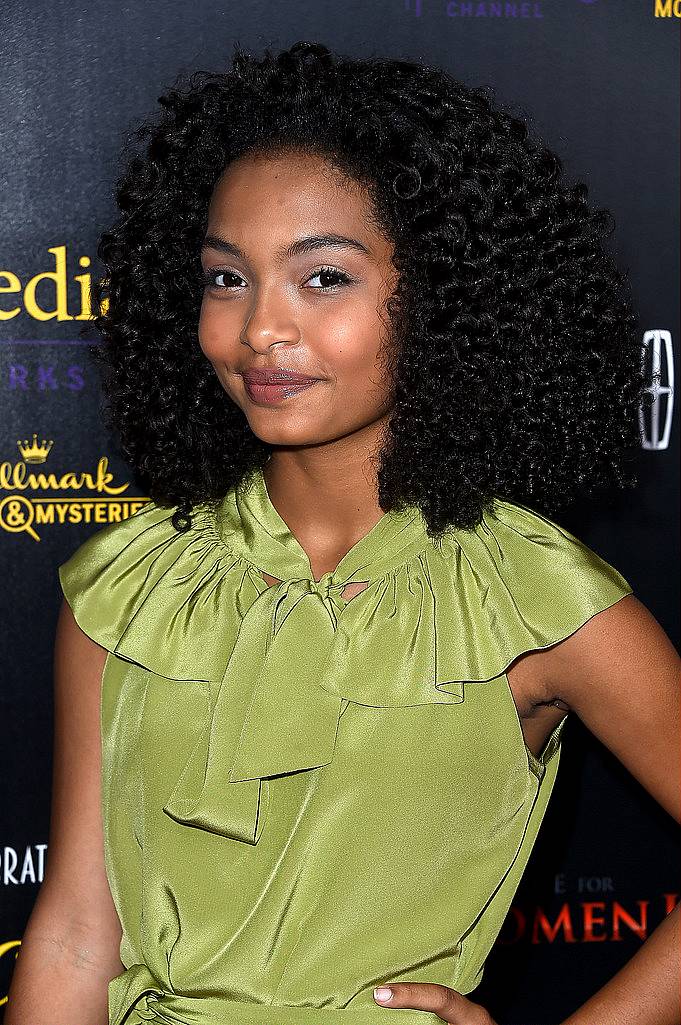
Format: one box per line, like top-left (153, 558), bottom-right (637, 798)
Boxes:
top-left (110, 964), bottom-right (444, 1025)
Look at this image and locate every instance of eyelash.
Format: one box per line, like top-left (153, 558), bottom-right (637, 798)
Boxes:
top-left (200, 265), bottom-right (355, 293)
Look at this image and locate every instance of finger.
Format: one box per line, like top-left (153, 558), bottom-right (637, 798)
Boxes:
top-left (373, 983), bottom-right (493, 1025)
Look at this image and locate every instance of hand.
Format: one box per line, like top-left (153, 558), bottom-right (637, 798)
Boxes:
top-left (373, 983), bottom-right (498, 1024)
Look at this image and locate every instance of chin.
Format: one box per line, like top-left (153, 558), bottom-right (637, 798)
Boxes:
top-left (260, 433), bottom-right (332, 449)
top-left (243, 417), bottom-right (329, 447)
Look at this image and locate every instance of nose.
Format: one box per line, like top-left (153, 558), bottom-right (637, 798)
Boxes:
top-left (239, 286), bottom-right (301, 353)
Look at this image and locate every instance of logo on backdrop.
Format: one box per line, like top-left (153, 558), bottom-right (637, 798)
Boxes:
top-left (0, 244), bottom-right (106, 393)
top-left (0, 435), bottom-right (148, 542)
top-left (0, 942), bottom-right (21, 1008)
top-left (640, 330), bottom-right (674, 451)
top-left (499, 887), bottom-right (679, 945)
top-left (0, 245), bottom-right (105, 324)
top-left (1, 845), bottom-right (47, 886)
top-left (402, 1), bottom-right (678, 18)
top-left (403, 0), bottom-right (600, 18)
top-left (654, 0), bottom-right (681, 15)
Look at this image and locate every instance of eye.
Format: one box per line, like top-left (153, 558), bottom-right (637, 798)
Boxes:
top-left (304, 266), bottom-right (354, 291)
top-left (200, 266), bottom-right (355, 292)
top-left (201, 268), bottom-right (245, 290)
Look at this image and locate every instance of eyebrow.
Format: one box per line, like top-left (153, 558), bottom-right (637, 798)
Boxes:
top-left (200, 232), bottom-right (371, 261)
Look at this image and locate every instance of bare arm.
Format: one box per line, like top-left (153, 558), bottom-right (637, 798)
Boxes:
top-left (5, 598), bottom-right (125, 1025)
top-left (370, 593), bottom-right (681, 1025)
top-left (543, 593), bottom-right (681, 1025)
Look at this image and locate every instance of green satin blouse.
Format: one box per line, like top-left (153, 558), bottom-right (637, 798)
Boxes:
top-left (58, 467), bottom-right (633, 1025)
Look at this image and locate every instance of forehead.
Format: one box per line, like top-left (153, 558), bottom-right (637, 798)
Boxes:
top-left (206, 150), bottom-right (384, 243)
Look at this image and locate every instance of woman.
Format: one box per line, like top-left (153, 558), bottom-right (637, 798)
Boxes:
top-left (8, 40), bottom-right (679, 1025)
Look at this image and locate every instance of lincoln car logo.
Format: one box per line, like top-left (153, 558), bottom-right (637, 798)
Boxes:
top-left (640, 330), bottom-right (674, 451)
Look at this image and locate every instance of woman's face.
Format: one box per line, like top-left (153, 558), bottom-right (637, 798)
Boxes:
top-left (198, 150), bottom-right (400, 451)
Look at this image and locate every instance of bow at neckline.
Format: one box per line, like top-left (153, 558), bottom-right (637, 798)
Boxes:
top-left (162, 466), bottom-right (464, 845)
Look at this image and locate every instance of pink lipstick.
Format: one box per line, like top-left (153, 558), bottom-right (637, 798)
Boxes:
top-left (242, 367), bottom-right (321, 406)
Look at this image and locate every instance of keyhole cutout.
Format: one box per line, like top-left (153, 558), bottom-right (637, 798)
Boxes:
top-left (259, 571), bottom-right (369, 603)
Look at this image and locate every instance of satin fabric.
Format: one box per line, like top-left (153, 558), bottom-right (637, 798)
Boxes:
top-left (58, 467), bottom-right (633, 1025)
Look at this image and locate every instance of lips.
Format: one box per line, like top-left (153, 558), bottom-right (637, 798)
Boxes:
top-left (241, 369), bottom-right (321, 406)
top-left (242, 367), bottom-right (319, 385)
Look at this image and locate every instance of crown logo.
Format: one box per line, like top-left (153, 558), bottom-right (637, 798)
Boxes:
top-left (17, 433), bottom-right (54, 464)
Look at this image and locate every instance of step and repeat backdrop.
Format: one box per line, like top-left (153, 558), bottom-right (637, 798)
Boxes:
top-left (0, 2), bottom-right (678, 1023)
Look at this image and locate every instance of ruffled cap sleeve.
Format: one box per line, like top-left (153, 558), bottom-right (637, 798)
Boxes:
top-left (57, 500), bottom-right (250, 682)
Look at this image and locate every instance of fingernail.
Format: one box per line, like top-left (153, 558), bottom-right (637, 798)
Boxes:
top-left (374, 987), bottom-right (393, 1002)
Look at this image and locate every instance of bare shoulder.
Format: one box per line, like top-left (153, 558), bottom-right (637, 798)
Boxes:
top-left (512, 594), bottom-right (680, 821)
top-left (536, 593), bottom-right (679, 708)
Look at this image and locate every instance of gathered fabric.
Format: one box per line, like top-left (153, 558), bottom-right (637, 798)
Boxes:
top-left (107, 962), bottom-right (448, 1025)
top-left (58, 467), bottom-right (633, 1025)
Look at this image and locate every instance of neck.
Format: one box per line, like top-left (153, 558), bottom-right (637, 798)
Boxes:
top-left (262, 421), bottom-right (390, 560)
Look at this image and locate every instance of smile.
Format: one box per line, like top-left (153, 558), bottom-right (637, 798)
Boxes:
top-left (243, 378), bottom-right (319, 405)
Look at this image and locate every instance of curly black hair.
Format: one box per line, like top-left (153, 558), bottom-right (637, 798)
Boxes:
top-left (85, 39), bottom-right (648, 539)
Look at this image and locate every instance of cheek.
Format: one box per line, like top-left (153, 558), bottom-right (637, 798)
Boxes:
top-left (324, 307), bottom-right (387, 376)
top-left (324, 309), bottom-right (394, 408)
top-left (197, 297), bottom-right (236, 362)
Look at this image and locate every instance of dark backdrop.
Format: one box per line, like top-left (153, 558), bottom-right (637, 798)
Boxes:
top-left (1, 2), bottom-right (678, 1023)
